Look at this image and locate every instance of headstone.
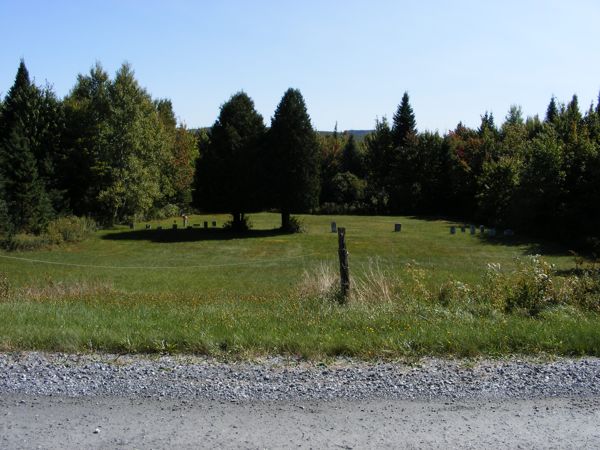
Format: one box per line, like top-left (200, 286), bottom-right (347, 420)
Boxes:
top-left (212, 221), bottom-right (217, 227)
top-left (504, 229), bottom-right (514, 237)
top-left (394, 223), bottom-right (402, 232)
top-left (331, 222), bottom-right (337, 233)
top-left (204, 221), bottom-right (208, 229)
top-left (488, 228), bottom-right (496, 237)
top-left (145, 224), bottom-right (151, 230)
top-left (450, 226), bottom-right (456, 235)
top-left (470, 225), bottom-right (475, 235)
top-left (479, 225), bottom-right (484, 234)
top-left (461, 226), bottom-right (466, 233)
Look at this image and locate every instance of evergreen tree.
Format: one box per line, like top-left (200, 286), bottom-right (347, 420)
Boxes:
top-left (0, 130), bottom-right (52, 233)
top-left (478, 112), bottom-right (497, 137)
top-left (62, 63), bottom-right (112, 215)
top-left (392, 92), bottom-right (417, 147)
top-left (364, 117), bottom-right (393, 212)
top-left (195, 92), bottom-right (266, 230)
top-left (341, 134), bottom-right (365, 177)
top-left (268, 88), bottom-right (320, 230)
top-left (545, 96), bottom-right (558, 124)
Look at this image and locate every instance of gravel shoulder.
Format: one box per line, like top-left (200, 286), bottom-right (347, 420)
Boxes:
top-left (1, 352), bottom-right (600, 448)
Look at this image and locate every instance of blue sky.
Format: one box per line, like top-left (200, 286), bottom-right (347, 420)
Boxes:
top-left (1, 0), bottom-right (599, 132)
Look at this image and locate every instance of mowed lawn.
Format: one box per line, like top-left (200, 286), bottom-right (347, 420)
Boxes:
top-left (0, 213), bottom-right (574, 297)
top-left (2, 213), bottom-right (597, 358)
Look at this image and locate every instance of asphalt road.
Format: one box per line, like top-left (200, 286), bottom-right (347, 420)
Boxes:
top-left (2, 395), bottom-right (600, 449)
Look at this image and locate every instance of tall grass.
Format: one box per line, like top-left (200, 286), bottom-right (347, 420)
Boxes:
top-left (2, 256), bottom-right (599, 358)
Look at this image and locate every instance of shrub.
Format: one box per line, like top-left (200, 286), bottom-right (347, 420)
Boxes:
top-left (145, 204), bottom-right (181, 220)
top-left (504, 256), bottom-right (557, 316)
top-left (285, 216), bottom-right (305, 233)
top-left (46, 216), bottom-right (97, 244)
top-left (1, 233), bottom-right (51, 251)
top-left (562, 270), bottom-right (600, 312)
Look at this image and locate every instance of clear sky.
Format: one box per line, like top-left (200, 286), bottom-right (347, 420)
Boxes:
top-left (1, 0), bottom-right (599, 132)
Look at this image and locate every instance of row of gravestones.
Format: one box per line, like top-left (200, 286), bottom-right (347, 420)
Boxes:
top-left (329, 221), bottom-right (514, 237)
top-left (450, 225), bottom-right (514, 237)
top-left (141, 220), bottom-right (218, 230)
top-left (331, 222), bottom-right (403, 233)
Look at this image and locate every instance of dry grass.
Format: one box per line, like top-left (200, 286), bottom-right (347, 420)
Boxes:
top-left (15, 279), bottom-right (118, 302)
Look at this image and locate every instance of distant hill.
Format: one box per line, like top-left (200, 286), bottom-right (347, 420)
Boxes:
top-left (191, 128), bottom-right (374, 141)
top-left (317, 129), bottom-right (373, 141)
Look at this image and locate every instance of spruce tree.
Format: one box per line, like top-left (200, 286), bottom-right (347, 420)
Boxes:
top-left (195, 92), bottom-right (266, 230)
top-left (545, 96), bottom-right (558, 124)
top-left (268, 88), bottom-right (320, 230)
top-left (392, 92), bottom-right (417, 147)
top-left (341, 134), bottom-right (365, 177)
top-left (0, 130), bottom-right (52, 233)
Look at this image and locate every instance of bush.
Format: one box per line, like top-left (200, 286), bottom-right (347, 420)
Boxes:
top-left (1, 233), bottom-right (51, 251)
top-left (145, 204), bottom-right (182, 220)
top-left (504, 256), bottom-right (557, 316)
top-left (285, 216), bottom-right (305, 233)
top-left (562, 270), bottom-right (600, 312)
top-left (46, 216), bottom-right (97, 244)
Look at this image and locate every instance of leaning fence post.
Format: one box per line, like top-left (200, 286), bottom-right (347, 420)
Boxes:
top-left (337, 227), bottom-right (350, 302)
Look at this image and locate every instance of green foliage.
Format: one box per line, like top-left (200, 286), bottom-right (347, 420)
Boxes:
top-left (0, 131), bottom-right (53, 233)
top-left (268, 88), bottom-right (320, 230)
top-left (392, 92), bottom-right (417, 147)
top-left (195, 92), bottom-right (266, 231)
top-left (504, 256), bottom-right (557, 316)
top-left (46, 216), bottom-right (97, 244)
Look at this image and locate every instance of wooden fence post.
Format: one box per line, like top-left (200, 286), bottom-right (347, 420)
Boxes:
top-left (337, 227), bottom-right (350, 302)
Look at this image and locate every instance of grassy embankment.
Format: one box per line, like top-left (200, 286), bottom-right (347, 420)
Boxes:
top-left (0, 213), bottom-right (598, 358)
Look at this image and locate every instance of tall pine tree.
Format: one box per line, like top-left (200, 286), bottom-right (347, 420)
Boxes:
top-left (392, 92), bottom-right (417, 147)
top-left (268, 88), bottom-right (320, 230)
top-left (195, 92), bottom-right (266, 230)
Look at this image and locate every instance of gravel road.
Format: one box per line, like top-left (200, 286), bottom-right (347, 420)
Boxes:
top-left (1, 352), bottom-right (600, 448)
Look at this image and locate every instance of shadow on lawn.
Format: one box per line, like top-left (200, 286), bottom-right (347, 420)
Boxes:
top-left (406, 214), bottom-right (572, 257)
top-left (102, 227), bottom-right (292, 243)
top-left (474, 233), bottom-right (570, 257)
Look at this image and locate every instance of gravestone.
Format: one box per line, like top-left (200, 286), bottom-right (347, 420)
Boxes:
top-left (331, 222), bottom-right (337, 233)
top-left (450, 226), bottom-right (456, 235)
top-left (479, 225), bottom-right (484, 234)
top-left (504, 229), bottom-right (514, 237)
top-left (461, 226), bottom-right (466, 233)
top-left (488, 228), bottom-right (496, 237)
top-left (212, 221), bottom-right (217, 227)
top-left (470, 225), bottom-right (475, 235)
top-left (204, 221), bottom-right (208, 229)
top-left (394, 223), bottom-right (402, 232)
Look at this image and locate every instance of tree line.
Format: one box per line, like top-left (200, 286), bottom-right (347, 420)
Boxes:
top-left (1, 60), bottom-right (599, 248)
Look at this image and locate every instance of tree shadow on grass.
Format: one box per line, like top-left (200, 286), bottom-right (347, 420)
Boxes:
top-left (474, 233), bottom-right (571, 257)
top-left (102, 227), bottom-right (294, 243)
top-left (405, 214), bottom-right (572, 257)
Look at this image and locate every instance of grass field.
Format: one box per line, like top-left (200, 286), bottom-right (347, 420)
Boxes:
top-left (1, 213), bottom-right (599, 358)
